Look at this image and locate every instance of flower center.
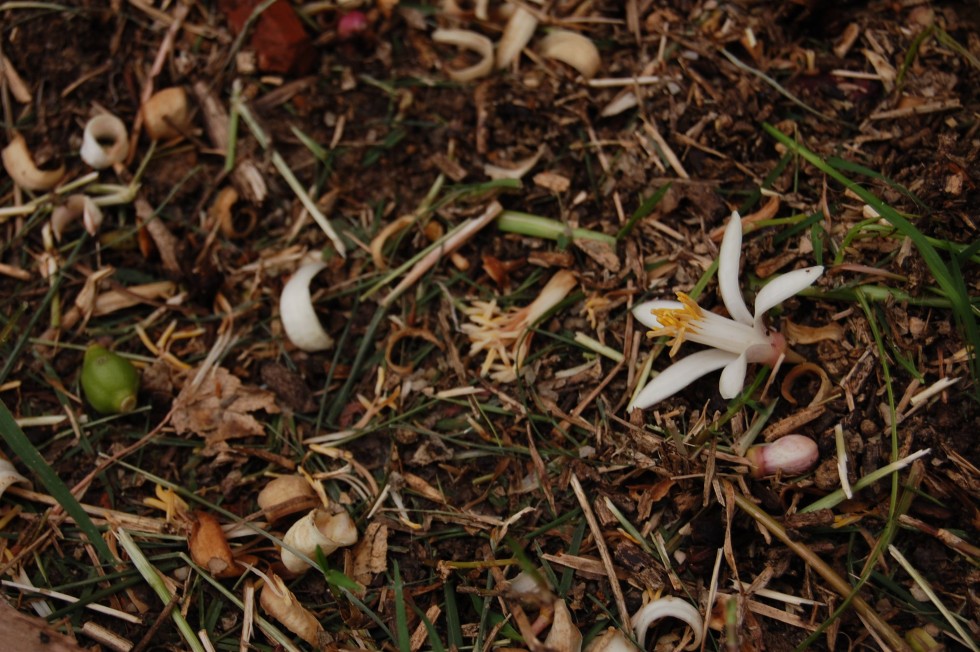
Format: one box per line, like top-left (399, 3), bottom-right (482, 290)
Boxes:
top-left (647, 292), bottom-right (704, 356)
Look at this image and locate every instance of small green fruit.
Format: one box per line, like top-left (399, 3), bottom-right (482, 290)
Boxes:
top-left (81, 344), bottom-right (140, 414)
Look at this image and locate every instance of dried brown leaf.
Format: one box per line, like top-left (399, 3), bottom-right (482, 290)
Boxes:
top-left (171, 366), bottom-right (279, 446)
top-left (189, 511), bottom-right (242, 578)
top-left (351, 521), bottom-right (388, 592)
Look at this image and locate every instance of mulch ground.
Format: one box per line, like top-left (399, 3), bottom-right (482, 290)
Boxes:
top-left (1, 1), bottom-right (978, 650)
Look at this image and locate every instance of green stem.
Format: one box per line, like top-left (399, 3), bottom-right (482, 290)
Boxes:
top-left (497, 210), bottom-right (616, 246)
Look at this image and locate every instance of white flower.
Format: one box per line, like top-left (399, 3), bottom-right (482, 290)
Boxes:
top-left (629, 212), bottom-right (823, 410)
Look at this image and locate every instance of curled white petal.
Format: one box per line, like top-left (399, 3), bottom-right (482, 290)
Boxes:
top-left (631, 595), bottom-right (703, 651)
top-left (718, 351), bottom-right (749, 399)
top-left (281, 508), bottom-right (358, 574)
top-left (718, 212), bottom-right (754, 325)
top-left (432, 29), bottom-right (494, 82)
top-left (280, 263), bottom-right (334, 352)
top-left (496, 7), bottom-right (538, 69)
top-left (584, 627), bottom-right (639, 652)
top-left (631, 300), bottom-right (683, 330)
top-left (0, 458), bottom-right (30, 501)
top-left (600, 91), bottom-right (639, 117)
top-left (51, 194), bottom-right (104, 240)
top-left (543, 599), bottom-right (582, 652)
top-left (484, 146), bottom-right (544, 180)
top-left (1, 132), bottom-right (65, 191)
top-left (509, 568), bottom-right (552, 598)
top-left (81, 113), bottom-right (129, 169)
top-left (538, 30), bottom-right (601, 78)
top-left (753, 265), bottom-right (824, 326)
top-left (629, 349), bottom-right (737, 411)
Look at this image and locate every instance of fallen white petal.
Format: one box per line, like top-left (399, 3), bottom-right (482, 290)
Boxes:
top-left (483, 146), bottom-right (544, 180)
top-left (584, 627), bottom-right (639, 652)
top-left (1, 132), bottom-right (65, 191)
top-left (432, 29), bottom-right (494, 82)
top-left (538, 30), bottom-right (601, 79)
top-left (543, 598), bottom-right (582, 652)
top-left (80, 113), bottom-right (129, 169)
top-left (522, 270), bottom-right (578, 326)
top-left (631, 595), bottom-right (703, 651)
top-left (753, 265), bottom-right (824, 325)
top-left (0, 458), bottom-right (30, 501)
top-left (280, 262), bottom-right (334, 352)
top-left (496, 7), bottom-right (537, 69)
top-left (718, 212), bottom-right (754, 325)
top-left (51, 194), bottom-right (104, 240)
top-left (630, 349), bottom-right (737, 411)
top-left (600, 91), bottom-right (639, 117)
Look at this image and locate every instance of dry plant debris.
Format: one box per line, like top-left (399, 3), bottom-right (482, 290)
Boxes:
top-left (1, 1), bottom-right (978, 651)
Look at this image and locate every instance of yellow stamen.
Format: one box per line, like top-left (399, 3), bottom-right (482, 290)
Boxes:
top-left (647, 292), bottom-right (704, 356)
top-left (143, 483), bottom-right (189, 523)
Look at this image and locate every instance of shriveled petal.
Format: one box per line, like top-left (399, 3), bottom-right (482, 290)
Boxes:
top-left (753, 265), bottom-right (824, 327)
top-left (718, 351), bottom-right (749, 399)
top-left (632, 300), bottom-right (683, 330)
top-left (629, 349), bottom-right (738, 411)
top-left (718, 212), bottom-right (755, 326)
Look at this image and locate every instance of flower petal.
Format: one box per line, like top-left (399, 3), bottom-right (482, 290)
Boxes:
top-left (632, 300), bottom-right (683, 330)
top-left (629, 349), bottom-right (738, 410)
top-left (753, 265), bottom-right (824, 327)
top-left (718, 351), bottom-right (749, 399)
top-left (719, 212), bottom-right (755, 326)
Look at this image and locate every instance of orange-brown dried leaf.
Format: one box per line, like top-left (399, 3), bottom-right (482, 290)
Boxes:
top-left (783, 319), bottom-right (845, 345)
top-left (171, 367), bottom-right (279, 446)
top-left (189, 511), bottom-right (241, 578)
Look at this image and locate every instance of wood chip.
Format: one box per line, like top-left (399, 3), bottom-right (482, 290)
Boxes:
top-left (870, 98), bottom-right (962, 120)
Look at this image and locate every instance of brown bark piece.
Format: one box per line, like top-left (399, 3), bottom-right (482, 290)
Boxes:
top-left (219, 0), bottom-right (314, 75)
top-left (0, 600), bottom-right (87, 652)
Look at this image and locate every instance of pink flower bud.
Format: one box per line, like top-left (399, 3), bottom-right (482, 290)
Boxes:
top-left (746, 434), bottom-right (819, 478)
top-left (337, 11), bottom-right (368, 40)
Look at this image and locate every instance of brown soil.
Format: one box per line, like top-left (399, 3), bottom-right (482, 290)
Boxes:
top-left (1, 1), bottom-right (978, 651)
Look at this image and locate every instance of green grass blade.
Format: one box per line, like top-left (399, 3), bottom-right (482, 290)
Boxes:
top-left (409, 600), bottom-right (446, 652)
top-left (178, 554), bottom-right (303, 652)
top-left (826, 157), bottom-right (926, 209)
top-left (0, 399), bottom-right (115, 565)
top-left (799, 449), bottom-right (930, 514)
top-left (115, 529), bottom-right (206, 652)
top-left (764, 123), bottom-right (980, 395)
top-left (0, 238), bottom-right (84, 385)
top-left (617, 183), bottom-right (671, 241)
top-left (392, 560), bottom-right (412, 652)
top-left (443, 578), bottom-right (464, 649)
